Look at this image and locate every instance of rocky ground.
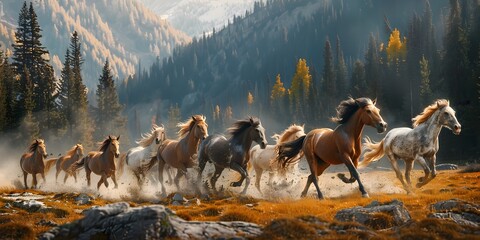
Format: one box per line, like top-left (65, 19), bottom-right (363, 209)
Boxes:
top-left (0, 165), bottom-right (479, 239)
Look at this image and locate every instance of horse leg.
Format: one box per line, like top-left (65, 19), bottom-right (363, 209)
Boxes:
top-left (173, 170), bottom-right (184, 190)
top-left (342, 155), bottom-right (369, 198)
top-left (166, 165), bottom-right (174, 185)
top-left (63, 172), bottom-right (69, 184)
top-left (112, 172), bottom-right (118, 189)
top-left (387, 154), bottom-right (410, 193)
top-left (310, 159), bottom-right (330, 199)
top-left (157, 159), bottom-right (167, 195)
top-left (404, 159), bottom-right (414, 192)
top-left (23, 171), bottom-right (28, 189)
top-left (73, 172), bottom-right (78, 183)
top-left (97, 174), bottom-right (105, 190)
top-left (416, 156), bottom-right (436, 188)
top-left (230, 162), bottom-right (249, 194)
top-left (32, 173), bottom-right (38, 189)
top-left (210, 165), bottom-right (224, 193)
top-left (55, 169), bottom-right (60, 183)
top-left (254, 166), bottom-right (263, 193)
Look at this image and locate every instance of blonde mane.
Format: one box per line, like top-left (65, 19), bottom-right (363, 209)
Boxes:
top-left (277, 124), bottom-right (304, 144)
top-left (136, 124), bottom-right (163, 147)
top-left (412, 99), bottom-right (449, 127)
top-left (65, 144), bottom-right (81, 157)
top-left (177, 115), bottom-right (206, 138)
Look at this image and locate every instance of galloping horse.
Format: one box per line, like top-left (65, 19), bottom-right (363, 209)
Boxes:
top-left (120, 124), bottom-right (166, 186)
top-left (198, 117), bottom-right (268, 194)
top-left (20, 139), bottom-right (56, 189)
top-left (55, 144), bottom-right (84, 183)
top-left (150, 115), bottom-right (208, 194)
top-left (277, 98), bottom-right (387, 198)
top-left (70, 136), bottom-right (120, 189)
top-left (359, 99), bottom-right (461, 193)
top-left (248, 124), bottom-right (305, 193)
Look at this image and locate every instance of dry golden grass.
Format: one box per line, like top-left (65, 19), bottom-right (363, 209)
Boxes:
top-left (0, 169), bottom-right (479, 238)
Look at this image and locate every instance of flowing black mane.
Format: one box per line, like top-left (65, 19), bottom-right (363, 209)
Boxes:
top-left (331, 97), bottom-right (373, 124)
top-left (227, 117), bottom-right (259, 139)
top-left (29, 139), bottom-right (43, 152)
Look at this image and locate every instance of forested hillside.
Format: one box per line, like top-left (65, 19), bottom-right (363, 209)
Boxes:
top-left (0, 0), bottom-right (190, 88)
top-left (121, 0), bottom-right (480, 161)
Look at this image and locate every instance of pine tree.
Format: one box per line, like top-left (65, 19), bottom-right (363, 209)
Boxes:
top-left (0, 57), bottom-right (18, 130)
top-left (419, 56), bottom-right (432, 106)
top-left (351, 60), bottom-right (366, 97)
top-left (58, 49), bottom-right (74, 133)
top-left (323, 38), bottom-right (335, 97)
top-left (335, 36), bottom-right (348, 96)
top-left (290, 58), bottom-right (312, 120)
top-left (365, 34), bottom-right (380, 97)
top-left (167, 103), bottom-right (181, 137)
top-left (96, 59), bottom-right (123, 138)
top-left (0, 55), bottom-right (6, 131)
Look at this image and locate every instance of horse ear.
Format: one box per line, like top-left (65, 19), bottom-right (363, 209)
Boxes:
top-left (161, 124), bottom-right (165, 128)
top-left (192, 115), bottom-right (196, 121)
top-left (35, 139), bottom-right (39, 143)
top-left (249, 117), bottom-right (254, 125)
top-left (117, 135), bottom-right (120, 140)
top-left (203, 115), bottom-right (206, 121)
top-left (302, 124), bottom-right (305, 128)
top-left (372, 98), bottom-right (377, 105)
top-left (108, 135), bottom-right (112, 140)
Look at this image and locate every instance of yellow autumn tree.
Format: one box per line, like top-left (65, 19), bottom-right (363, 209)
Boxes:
top-left (247, 92), bottom-right (254, 106)
top-left (290, 58), bottom-right (312, 104)
top-left (271, 74), bottom-right (286, 101)
top-left (386, 28), bottom-right (407, 62)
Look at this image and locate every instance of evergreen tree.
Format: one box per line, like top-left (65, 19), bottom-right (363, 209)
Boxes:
top-left (167, 103), bottom-right (181, 137)
top-left (350, 60), bottom-right (366, 97)
top-left (335, 36), bottom-right (348, 96)
top-left (419, 56), bottom-right (432, 106)
top-left (290, 58), bottom-right (312, 121)
top-left (365, 33), bottom-right (380, 97)
top-left (323, 38), bottom-right (335, 97)
top-left (0, 52), bottom-right (18, 131)
top-left (0, 55), bottom-right (6, 131)
top-left (58, 49), bottom-right (74, 133)
top-left (96, 59), bottom-right (123, 138)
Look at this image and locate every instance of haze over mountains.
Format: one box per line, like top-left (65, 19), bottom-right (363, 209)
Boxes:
top-left (0, 0), bottom-right (190, 88)
top-left (139, 0), bottom-right (256, 37)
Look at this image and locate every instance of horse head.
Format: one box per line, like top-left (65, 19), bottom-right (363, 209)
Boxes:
top-left (249, 117), bottom-right (267, 149)
top-left (36, 139), bottom-right (48, 158)
top-left (154, 124), bottom-right (167, 144)
top-left (108, 135), bottom-right (121, 158)
top-left (437, 100), bottom-right (461, 135)
top-left (76, 144), bottom-right (84, 158)
top-left (193, 115), bottom-right (209, 140)
top-left (358, 98), bottom-right (387, 133)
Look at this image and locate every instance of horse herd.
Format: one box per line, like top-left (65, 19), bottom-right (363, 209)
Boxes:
top-left (19, 97), bottom-right (461, 199)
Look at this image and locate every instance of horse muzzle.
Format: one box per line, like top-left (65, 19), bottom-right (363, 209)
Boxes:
top-left (453, 124), bottom-right (461, 135)
top-left (260, 141), bottom-right (267, 149)
top-left (43, 154), bottom-right (48, 158)
top-left (376, 122), bottom-right (387, 133)
top-left (155, 139), bottom-right (161, 144)
top-left (115, 153), bottom-right (120, 158)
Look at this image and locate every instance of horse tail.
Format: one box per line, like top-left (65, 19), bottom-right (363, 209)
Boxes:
top-left (116, 153), bottom-right (127, 178)
top-left (68, 156), bottom-right (86, 173)
top-left (44, 158), bottom-right (58, 174)
top-left (277, 135), bottom-right (306, 169)
top-left (141, 156), bottom-right (158, 174)
top-left (358, 137), bottom-right (385, 169)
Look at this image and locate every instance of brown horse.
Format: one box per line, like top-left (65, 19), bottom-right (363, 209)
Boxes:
top-left (70, 136), bottom-right (120, 189)
top-left (20, 139), bottom-right (56, 189)
top-left (55, 144), bottom-right (84, 183)
top-left (277, 98), bottom-right (387, 198)
top-left (148, 115), bottom-right (208, 194)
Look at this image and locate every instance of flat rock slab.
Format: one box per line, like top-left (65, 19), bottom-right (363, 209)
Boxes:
top-left (39, 202), bottom-right (261, 240)
top-left (334, 200), bottom-right (411, 229)
top-left (436, 164), bottom-right (459, 171)
top-left (429, 199), bottom-right (480, 227)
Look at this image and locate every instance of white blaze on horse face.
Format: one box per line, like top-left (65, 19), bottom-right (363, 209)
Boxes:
top-left (442, 106), bottom-right (461, 134)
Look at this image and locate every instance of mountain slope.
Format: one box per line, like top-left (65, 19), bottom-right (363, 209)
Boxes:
top-left (139, 0), bottom-right (256, 37)
top-left (0, 0), bottom-right (190, 88)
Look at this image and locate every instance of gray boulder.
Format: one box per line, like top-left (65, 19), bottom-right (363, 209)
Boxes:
top-left (39, 202), bottom-right (261, 240)
top-left (74, 193), bottom-right (93, 205)
top-left (436, 163), bottom-right (459, 171)
top-left (12, 199), bottom-right (46, 212)
top-left (334, 200), bottom-right (411, 229)
top-left (429, 199), bottom-right (480, 227)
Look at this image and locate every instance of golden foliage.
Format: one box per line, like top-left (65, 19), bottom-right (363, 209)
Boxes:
top-left (247, 92), bottom-right (254, 106)
top-left (271, 74), bottom-right (286, 101)
top-left (290, 59), bottom-right (311, 103)
top-left (386, 28), bottom-right (407, 62)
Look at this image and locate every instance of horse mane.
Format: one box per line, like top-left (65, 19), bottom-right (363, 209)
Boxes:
top-left (136, 125), bottom-right (162, 147)
top-left (277, 124), bottom-right (304, 144)
top-left (65, 144), bottom-right (80, 157)
top-left (227, 117), bottom-right (259, 138)
top-left (98, 137), bottom-right (112, 152)
top-left (177, 115), bottom-right (205, 138)
top-left (412, 99), bottom-right (449, 127)
top-left (331, 97), bottom-right (373, 124)
top-left (28, 139), bottom-right (43, 152)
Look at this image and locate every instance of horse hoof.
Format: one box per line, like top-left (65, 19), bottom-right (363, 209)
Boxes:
top-left (230, 182), bottom-right (241, 187)
top-left (416, 183), bottom-right (423, 188)
top-left (418, 177), bottom-right (425, 183)
top-left (362, 193), bottom-right (370, 198)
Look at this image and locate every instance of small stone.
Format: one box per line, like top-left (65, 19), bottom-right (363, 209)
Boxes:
top-left (75, 193), bottom-right (92, 205)
top-left (246, 204), bottom-right (254, 208)
top-left (436, 164), bottom-right (458, 171)
top-left (172, 193), bottom-right (184, 202)
top-left (4, 203), bottom-right (11, 209)
top-left (171, 201), bottom-right (182, 206)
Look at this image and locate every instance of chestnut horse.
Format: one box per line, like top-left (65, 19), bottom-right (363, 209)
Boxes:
top-left (359, 99), bottom-right (461, 193)
top-left (149, 115), bottom-right (208, 194)
top-left (55, 144), bottom-right (84, 183)
top-left (20, 139), bottom-right (56, 189)
top-left (277, 98), bottom-right (387, 198)
top-left (198, 117), bottom-right (268, 194)
top-left (70, 136), bottom-right (120, 189)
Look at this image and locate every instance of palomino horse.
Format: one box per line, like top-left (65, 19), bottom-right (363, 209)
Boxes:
top-left (70, 136), bottom-right (120, 189)
top-left (119, 124), bottom-right (166, 186)
top-left (277, 98), bottom-right (387, 198)
top-left (359, 99), bottom-right (461, 193)
top-left (248, 124), bottom-right (305, 193)
top-left (198, 117), bottom-right (268, 194)
top-left (149, 115), bottom-right (208, 194)
top-left (20, 139), bottom-right (56, 189)
top-left (55, 144), bottom-right (84, 183)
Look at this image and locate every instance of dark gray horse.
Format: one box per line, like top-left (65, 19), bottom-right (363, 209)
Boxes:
top-left (197, 117), bottom-right (267, 194)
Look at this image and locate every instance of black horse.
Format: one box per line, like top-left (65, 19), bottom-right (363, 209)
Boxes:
top-left (197, 117), bottom-right (267, 194)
